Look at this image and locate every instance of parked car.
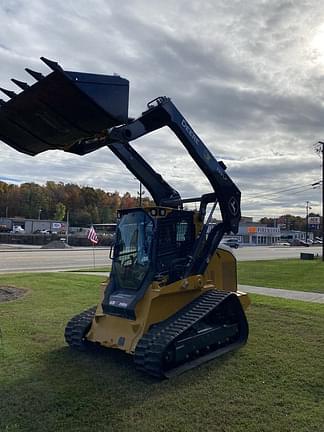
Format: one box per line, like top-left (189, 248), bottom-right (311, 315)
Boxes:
top-left (275, 241), bottom-right (291, 246)
top-left (0, 225), bottom-right (11, 233)
top-left (40, 229), bottom-right (51, 235)
top-left (33, 229), bottom-right (51, 234)
top-left (290, 239), bottom-right (310, 247)
top-left (222, 238), bottom-right (240, 249)
top-left (11, 225), bottom-right (25, 233)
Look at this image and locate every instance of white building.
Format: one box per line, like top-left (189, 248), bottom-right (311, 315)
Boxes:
top-left (238, 223), bottom-right (281, 245)
top-left (280, 230), bottom-right (312, 242)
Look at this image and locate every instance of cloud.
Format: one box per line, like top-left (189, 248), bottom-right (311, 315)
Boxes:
top-left (0, 0), bottom-right (324, 219)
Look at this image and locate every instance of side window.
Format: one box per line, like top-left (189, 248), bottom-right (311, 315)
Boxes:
top-left (176, 220), bottom-right (189, 242)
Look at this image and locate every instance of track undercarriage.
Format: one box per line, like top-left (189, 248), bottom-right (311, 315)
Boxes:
top-left (65, 290), bottom-right (248, 379)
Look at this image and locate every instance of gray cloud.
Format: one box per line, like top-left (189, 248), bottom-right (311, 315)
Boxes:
top-left (1, 0), bottom-right (324, 218)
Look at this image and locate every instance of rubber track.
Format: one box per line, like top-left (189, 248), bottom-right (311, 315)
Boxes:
top-left (64, 306), bottom-right (96, 351)
top-left (134, 290), bottom-right (244, 378)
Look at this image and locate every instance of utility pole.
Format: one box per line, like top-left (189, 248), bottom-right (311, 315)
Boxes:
top-left (139, 182), bottom-right (143, 207)
top-left (135, 178), bottom-right (145, 207)
top-left (66, 209), bottom-right (69, 245)
top-left (305, 201), bottom-right (312, 243)
top-left (314, 141), bottom-right (324, 262)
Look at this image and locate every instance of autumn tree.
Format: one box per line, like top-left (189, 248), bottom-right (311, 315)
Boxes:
top-left (1, 181), bottom-right (154, 226)
top-left (54, 202), bottom-right (66, 221)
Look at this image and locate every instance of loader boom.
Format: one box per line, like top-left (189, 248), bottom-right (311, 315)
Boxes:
top-left (107, 97), bottom-right (241, 234)
top-left (108, 141), bottom-right (181, 208)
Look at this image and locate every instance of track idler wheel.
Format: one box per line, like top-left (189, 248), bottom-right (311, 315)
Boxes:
top-left (64, 306), bottom-right (96, 351)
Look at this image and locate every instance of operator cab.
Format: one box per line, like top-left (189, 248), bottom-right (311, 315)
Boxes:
top-left (102, 207), bottom-right (196, 319)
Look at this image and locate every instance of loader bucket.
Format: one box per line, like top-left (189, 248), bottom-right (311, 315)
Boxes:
top-left (0, 57), bottom-right (129, 156)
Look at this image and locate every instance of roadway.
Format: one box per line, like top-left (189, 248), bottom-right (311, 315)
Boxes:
top-left (0, 244), bottom-right (322, 273)
top-left (0, 246), bottom-right (111, 273)
top-left (235, 245), bottom-right (322, 261)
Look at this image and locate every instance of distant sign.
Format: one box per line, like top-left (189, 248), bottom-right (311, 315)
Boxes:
top-left (308, 217), bottom-right (320, 225)
top-left (52, 222), bottom-right (62, 229)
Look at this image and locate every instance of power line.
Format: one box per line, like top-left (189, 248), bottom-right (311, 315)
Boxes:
top-left (293, 185), bottom-right (321, 195)
top-left (243, 185), bottom-right (321, 203)
top-left (244, 180), bottom-right (321, 199)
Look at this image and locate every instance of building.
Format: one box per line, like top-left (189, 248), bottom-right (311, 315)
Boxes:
top-left (0, 217), bottom-right (66, 234)
top-left (24, 219), bottom-right (67, 234)
top-left (280, 230), bottom-right (312, 243)
top-left (238, 223), bottom-right (281, 245)
top-left (212, 217), bottom-right (281, 245)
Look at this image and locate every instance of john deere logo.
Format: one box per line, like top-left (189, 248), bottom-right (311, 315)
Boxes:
top-left (229, 197), bottom-right (239, 216)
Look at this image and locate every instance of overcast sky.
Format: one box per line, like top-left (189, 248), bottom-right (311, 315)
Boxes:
top-left (1, 0), bottom-right (324, 219)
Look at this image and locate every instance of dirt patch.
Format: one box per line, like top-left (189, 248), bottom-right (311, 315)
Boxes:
top-left (42, 241), bottom-right (72, 249)
top-left (0, 286), bottom-right (27, 303)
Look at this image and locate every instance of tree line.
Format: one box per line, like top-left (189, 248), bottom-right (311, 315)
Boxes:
top-left (1, 180), bottom-right (321, 231)
top-left (259, 214), bottom-right (322, 233)
top-left (0, 181), bottom-right (153, 226)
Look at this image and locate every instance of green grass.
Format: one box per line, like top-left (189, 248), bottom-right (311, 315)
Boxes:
top-left (238, 259), bottom-right (324, 293)
top-left (67, 266), bottom-right (110, 273)
top-left (0, 273), bottom-right (324, 431)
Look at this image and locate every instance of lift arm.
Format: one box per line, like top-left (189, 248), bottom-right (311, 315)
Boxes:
top-left (108, 141), bottom-right (181, 208)
top-left (108, 97), bottom-right (241, 234)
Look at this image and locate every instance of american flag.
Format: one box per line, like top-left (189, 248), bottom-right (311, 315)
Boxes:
top-left (87, 226), bottom-right (98, 245)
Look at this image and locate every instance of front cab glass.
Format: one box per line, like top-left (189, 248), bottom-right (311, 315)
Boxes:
top-left (113, 211), bottom-right (154, 290)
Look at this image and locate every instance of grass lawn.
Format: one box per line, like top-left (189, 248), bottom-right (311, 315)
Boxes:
top-left (0, 272), bottom-right (323, 432)
top-left (238, 259), bottom-right (324, 293)
top-left (68, 267), bottom-right (110, 273)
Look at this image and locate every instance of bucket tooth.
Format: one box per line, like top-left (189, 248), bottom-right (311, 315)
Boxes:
top-left (0, 87), bottom-right (17, 98)
top-left (11, 79), bottom-right (30, 90)
top-left (25, 68), bottom-right (44, 81)
top-left (0, 60), bottom-right (129, 156)
top-left (40, 57), bottom-right (62, 71)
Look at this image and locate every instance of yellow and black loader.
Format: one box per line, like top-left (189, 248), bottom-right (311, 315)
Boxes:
top-left (0, 58), bottom-right (250, 378)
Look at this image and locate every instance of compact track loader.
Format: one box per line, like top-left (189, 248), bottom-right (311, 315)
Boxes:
top-left (0, 58), bottom-right (250, 378)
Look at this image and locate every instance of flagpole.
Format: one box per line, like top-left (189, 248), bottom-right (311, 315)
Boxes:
top-left (92, 243), bottom-right (96, 268)
top-left (88, 225), bottom-right (98, 268)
